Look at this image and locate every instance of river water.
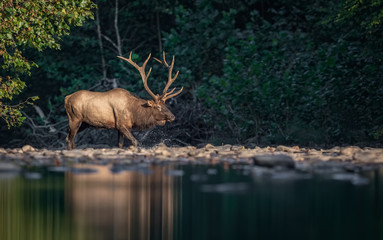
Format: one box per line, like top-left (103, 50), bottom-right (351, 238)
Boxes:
top-left (0, 162), bottom-right (382, 240)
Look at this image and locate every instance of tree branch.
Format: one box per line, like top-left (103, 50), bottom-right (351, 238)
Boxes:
top-left (95, 3), bottom-right (107, 79)
top-left (114, 0), bottom-right (122, 56)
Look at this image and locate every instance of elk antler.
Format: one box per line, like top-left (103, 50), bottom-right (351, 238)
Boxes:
top-left (153, 51), bottom-right (183, 102)
top-left (118, 52), bottom-right (159, 101)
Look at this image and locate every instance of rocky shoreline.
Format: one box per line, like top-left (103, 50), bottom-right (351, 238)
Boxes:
top-left (0, 143), bottom-right (382, 166)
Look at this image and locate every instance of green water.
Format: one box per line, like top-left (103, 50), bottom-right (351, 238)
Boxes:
top-left (0, 163), bottom-right (382, 240)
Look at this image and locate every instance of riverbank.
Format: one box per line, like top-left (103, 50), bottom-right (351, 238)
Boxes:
top-left (1, 144), bottom-right (382, 167)
top-left (1, 143), bottom-right (383, 187)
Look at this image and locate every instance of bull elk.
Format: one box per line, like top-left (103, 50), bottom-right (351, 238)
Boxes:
top-left (64, 52), bottom-right (183, 150)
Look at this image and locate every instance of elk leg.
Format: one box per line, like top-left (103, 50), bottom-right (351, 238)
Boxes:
top-left (66, 120), bottom-right (82, 150)
top-left (119, 127), bottom-right (138, 147)
top-left (118, 131), bottom-right (124, 148)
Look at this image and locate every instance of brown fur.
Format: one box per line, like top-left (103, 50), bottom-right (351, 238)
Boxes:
top-left (65, 88), bottom-right (175, 150)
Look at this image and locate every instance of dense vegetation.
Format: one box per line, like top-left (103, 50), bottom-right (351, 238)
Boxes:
top-left (1, 0), bottom-right (382, 147)
top-left (0, 0), bottom-right (95, 128)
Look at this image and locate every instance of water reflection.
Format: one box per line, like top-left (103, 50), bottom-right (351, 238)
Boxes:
top-left (67, 165), bottom-right (179, 240)
top-left (0, 163), bottom-right (382, 240)
top-left (0, 164), bottom-right (181, 240)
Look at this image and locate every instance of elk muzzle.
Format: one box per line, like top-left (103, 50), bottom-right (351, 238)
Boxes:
top-left (167, 114), bottom-right (175, 122)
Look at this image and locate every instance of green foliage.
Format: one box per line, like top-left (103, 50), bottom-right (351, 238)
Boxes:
top-left (0, 0), bottom-right (95, 128)
top-left (163, 4), bottom-right (238, 87)
top-left (337, 0), bottom-right (383, 30)
top-left (163, 0), bottom-right (383, 144)
top-left (335, 0), bottom-right (383, 53)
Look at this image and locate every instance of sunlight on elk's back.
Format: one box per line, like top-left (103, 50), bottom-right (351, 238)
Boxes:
top-left (64, 52), bottom-right (183, 150)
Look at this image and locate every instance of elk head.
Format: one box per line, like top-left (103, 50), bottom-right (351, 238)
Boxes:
top-left (117, 51), bottom-right (183, 125)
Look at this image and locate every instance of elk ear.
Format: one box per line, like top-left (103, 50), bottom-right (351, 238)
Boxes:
top-left (143, 100), bottom-right (155, 108)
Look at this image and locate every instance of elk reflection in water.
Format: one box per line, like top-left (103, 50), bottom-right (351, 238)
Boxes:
top-left (68, 164), bottom-right (180, 240)
top-left (0, 164), bottom-right (182, 240)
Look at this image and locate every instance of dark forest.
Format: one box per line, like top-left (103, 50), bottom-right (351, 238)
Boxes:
top-left (1, 0), bottom-right (383, 148)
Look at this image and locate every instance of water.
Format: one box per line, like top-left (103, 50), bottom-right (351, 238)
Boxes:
top-left (0, 162), bottom-right (382, 240)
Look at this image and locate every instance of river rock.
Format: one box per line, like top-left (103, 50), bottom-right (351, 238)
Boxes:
top-left (154, 148), bottom-right (172, 157)
top-left (172, 146), bottom-right (196, 153)
top-left (230, 145), bottom-right (244, 152)
top-left (276, 145), bottom-right (300, 153)
top-left (252, 154), bottom-right (295, 168)
top-left (155, 143), bottom-right (168, 149)
top-left (201, 143), bottom-right (216, 150)
top-left (21, 145), bottom-right (35, 152)
top-left (238, 150), bottom-right (258, 158)
top-left (325, 146), bottom-right (341, 153)
top-left (340, 146), bottom-right (362, 156)
top-left (194, 150), bottom-right (213, 158)
top-left (61, 149), bottom-right (84, 158)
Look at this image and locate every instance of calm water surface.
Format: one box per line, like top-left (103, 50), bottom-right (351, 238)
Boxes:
top-left (0, 162), bottom-right (382, 240)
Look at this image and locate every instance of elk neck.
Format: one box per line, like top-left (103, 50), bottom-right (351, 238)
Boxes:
top-left (130, 99), bottom-right (159, 130)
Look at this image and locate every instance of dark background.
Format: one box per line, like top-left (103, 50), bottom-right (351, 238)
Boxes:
top-left (1, 0), bottom-right (383, 148)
